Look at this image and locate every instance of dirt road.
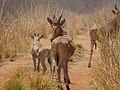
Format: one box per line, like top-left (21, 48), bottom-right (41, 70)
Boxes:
top-left (69, 34), bottom-right (92, 90)
top-left (0, 34), bottom-right (100, 90)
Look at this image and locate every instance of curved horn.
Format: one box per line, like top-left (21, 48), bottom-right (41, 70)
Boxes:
top-left (37, 33), bottom-right (39, 36)
top-left (34, 33), bottom-right (36, 36)
top-left (53, 6), bottom-right (56, 19)
top-left (58, 8), bottom-right (63, 21)
top-left (30, 34), bottom-right (34, 39)
top-left (115, 4), bottom-right (119, 11)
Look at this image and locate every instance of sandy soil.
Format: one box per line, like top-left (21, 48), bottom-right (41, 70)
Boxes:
top-left (0, 33), bottom-right (100, 90)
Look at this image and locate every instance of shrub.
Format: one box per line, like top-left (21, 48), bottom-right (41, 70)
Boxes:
top-left (3, 67), bottom-right (59, 90)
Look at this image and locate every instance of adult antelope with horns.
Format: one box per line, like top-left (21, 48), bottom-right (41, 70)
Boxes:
top-left (47, 8), bottom-right (75, 90)
top-left (88, 4), bottom-right (120, 68)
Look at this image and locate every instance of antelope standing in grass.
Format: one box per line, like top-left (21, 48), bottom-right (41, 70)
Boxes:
top-left (88, 4), bottom-right (120, 68)
top-left (30, 33), bottom-right (52, 74)
top-left (47, 8), bottom-right (75, 90)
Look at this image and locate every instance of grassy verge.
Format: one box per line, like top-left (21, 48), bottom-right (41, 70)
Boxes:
top-left (3, 67), bottom-right (59, 90)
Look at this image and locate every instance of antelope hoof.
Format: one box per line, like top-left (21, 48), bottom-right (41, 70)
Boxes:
top-left (37, 70), bottom-right (40, 72)
top-left (58, 85), bottom-right (64, 90)
top-left (66, 85), bottom-right (70, 90)
top-left (37, 68), bottom-right (40, 72)
top-left (68, 79), bottom-right (71, 84)
top-left (64, 78), bottom-right (71, 84)
top-left (45, 67), bottom-right (47, 72)
top-left (34, 69), bottom-right (36, 72)
top-left (58, 79), bottom-right (62, 83)
top-left (43, 68), bottom-right (47, 75)
top-left (88, 63), bottom-right (91, 68)
top-left (64, 78), bottom-right (66, 83)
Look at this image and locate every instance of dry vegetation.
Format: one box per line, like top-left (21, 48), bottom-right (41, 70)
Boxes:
top-left (86, 4), bottom-right (120, 90)
top-left (0, 0), bottom-right (120, 90)
top-left (0, 0), bottom-right (51, 62)
top-left (3, 67), bottom-right (58, 90)
top-left (93, 33), bottom-right (120, 90)
top-left (0, 0), bottom-right (85, 62)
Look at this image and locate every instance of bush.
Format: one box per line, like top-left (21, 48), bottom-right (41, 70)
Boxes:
top-left (3, 67), bottom-right (59, 90)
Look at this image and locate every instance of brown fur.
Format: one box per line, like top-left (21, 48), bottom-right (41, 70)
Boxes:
top-left (30, 33), bottom-right (52, 74)
top-left (88, 4), bottom-right (120, 68)
top-left (47, 9), bottom-right (75, 90)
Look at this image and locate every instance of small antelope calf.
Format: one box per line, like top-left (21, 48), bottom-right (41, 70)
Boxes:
top-left (88, 4), bottom-right (120, 68)
top-left (30, 33), bottom-right (52, 74)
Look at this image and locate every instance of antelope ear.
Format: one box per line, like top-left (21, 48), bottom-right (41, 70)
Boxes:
top-left (47, 17), bottom-right (53, 25)
top-left (40, 35), bottom-right (44, 38)
top-left (112, 10), bottom-right (118, 15)
top-left (38, 35), bottom-right (44, 41)
top-left (60, 19), bottom-right (65, 26)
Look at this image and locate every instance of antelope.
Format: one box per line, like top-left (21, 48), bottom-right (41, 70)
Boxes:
top-left (30, 33), bottom-right (52, 74)
top-left (47, 8), bottom-right (75, 90)
top-left (88, 4), bottom-right (120, 68)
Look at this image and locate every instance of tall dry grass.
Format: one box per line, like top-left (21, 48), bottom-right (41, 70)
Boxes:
top-left (86, 4), bottom-right (120, 90)
top-left (4, 67), bottom-right (59, 90)
top-left (0, 0), bottom-right (85, 62)
top-left (0, 0), bottom-right (55, 62)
